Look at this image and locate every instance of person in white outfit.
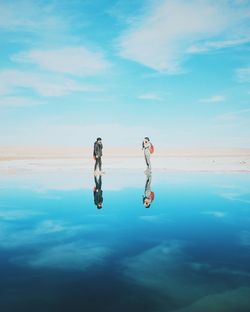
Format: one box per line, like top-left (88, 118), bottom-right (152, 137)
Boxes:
top-left (142, 137), bottom-right (152, 172)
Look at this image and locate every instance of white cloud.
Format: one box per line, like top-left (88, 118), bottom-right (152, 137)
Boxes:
top-left (187, 37), bottom-right (250, 53)
top-left (175, 287), bottom-right (250, 312)
top-left (0, 217), bottom-right (107, 249)
top-left (34, 220), bottom-right (67, 234)
top-left (118, 0), bottom-right (249, 72)
top-left (0, 209), bottom-right (41, 221)
top-left (236, 66), bottom-right (250, 82)
top-left (240, 230), bottom-right (250, 246)
top-left (122, 240), bottom-right (250, 310)
top-left (220, 190), bottom-right (250, 204)
top-left (13, 242), bottom-right (111, 271)
top-left (0, 0), bottom-right (66, 33)
top-left (13, 47), bottom-right (110, 76)
top-left (137, 93), bottom-right (163, 101)
top-left (139, 215), bottom-right (159, 222)
top-left (0, 96), bottom-right (45, 107)
top-left (215, 108), bottom-right (250, 122)
top-left (199, 95), bottom-right (226, 103)
top-left (0, 70), bottom-right (100, 97)
top-left (121, 241), bottom-right (228, 303)
top-left (139, 213), bottom-right (174, 223)
top-left (208, 109), bottom-right (250, 145)
top-left (202, 211), bottom-right (226, 218)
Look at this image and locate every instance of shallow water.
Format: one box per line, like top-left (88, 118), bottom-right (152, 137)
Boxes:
top-left (0, 169), bottom-right (250, 312)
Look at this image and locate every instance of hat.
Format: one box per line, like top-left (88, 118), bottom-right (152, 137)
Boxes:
top-left (97, 137), bottom-right (102, 141)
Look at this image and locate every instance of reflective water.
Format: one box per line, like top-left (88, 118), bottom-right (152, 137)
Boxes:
top-left (0, 170), bottom-right (250, 312)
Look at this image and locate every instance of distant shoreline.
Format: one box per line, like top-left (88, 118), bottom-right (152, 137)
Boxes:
top-left (1, 146), bottom-right (250, 160)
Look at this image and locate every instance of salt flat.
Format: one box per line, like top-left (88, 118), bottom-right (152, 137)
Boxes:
top-left (0, 156), bottom-right (249, 173)
top-left (1, 147), bottom-right (249, 173)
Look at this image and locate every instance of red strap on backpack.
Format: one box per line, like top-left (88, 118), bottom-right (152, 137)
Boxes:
top-left (149, 143), bottom-right (154, 154)
top-left (150, 191), bottom-right (155, 201)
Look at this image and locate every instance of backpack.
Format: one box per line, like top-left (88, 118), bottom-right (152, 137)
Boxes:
top-left (150, 191), bottom-right (155, 201)
top-left (149, 143), bottom-right (154, 154)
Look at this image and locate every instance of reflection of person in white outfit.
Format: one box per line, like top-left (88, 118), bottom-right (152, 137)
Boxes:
top-left (142, 137), bottom-right (151, 172)
top-left (143, 172), bottom-right (154, 208)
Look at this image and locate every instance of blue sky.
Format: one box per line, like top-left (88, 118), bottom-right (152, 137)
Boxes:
top-left (0, 0), bottom-right (250, 148)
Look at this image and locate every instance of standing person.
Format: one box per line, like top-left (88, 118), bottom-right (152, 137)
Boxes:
top-left (142, 137), bottom-right (153, 173)
top-left (93, 137), bottom-right (103, 174)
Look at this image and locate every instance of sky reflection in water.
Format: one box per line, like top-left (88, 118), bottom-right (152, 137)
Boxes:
top-left (0, 170), bottom-right (250, 312)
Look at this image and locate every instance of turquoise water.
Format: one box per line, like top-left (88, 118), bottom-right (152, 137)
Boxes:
top-left (0, 170), bottom-right (250, 312)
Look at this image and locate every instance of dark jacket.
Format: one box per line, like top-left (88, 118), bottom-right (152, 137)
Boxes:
top-left (93, 141), bottom-right (103, 157)
top-left (94, 176), bottom-right (103, 206)
top-left (94, 189), bottom-right (103, 206)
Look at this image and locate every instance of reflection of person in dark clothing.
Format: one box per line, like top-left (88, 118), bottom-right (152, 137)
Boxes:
top-left (143, 172), bottom-right (154, 208)
top-left (93, 137), bottom-right (103, 174)
top-left (93, 175), bottom-right (103, 209)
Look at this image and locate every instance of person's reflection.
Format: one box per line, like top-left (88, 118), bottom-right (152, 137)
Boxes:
top-left (143, 172), bottom-right (154, 208)
top-left (93, 175), bottom-right (103, 209)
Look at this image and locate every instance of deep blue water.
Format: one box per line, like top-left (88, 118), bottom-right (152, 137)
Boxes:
top-left (0, 170), bottom-right (250, 312)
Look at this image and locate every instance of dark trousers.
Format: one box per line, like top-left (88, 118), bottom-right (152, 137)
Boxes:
top-left (94, 157), bottom-right (102, 171)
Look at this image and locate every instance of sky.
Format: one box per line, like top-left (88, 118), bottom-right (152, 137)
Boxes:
top-left (0, 0), bottom-right (250, 148)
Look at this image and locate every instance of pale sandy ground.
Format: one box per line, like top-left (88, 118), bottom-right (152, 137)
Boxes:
top-left (0, 147), bottom-right (250, 173)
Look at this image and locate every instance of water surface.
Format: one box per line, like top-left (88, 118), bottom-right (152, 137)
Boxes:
top-left (0, 170), bottom-right (250, 311)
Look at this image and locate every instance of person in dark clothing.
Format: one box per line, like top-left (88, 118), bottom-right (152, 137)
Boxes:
top-left (93, 137), bottom-right (103, 174)
top-left (93, 175), bottom-right (103, 209)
